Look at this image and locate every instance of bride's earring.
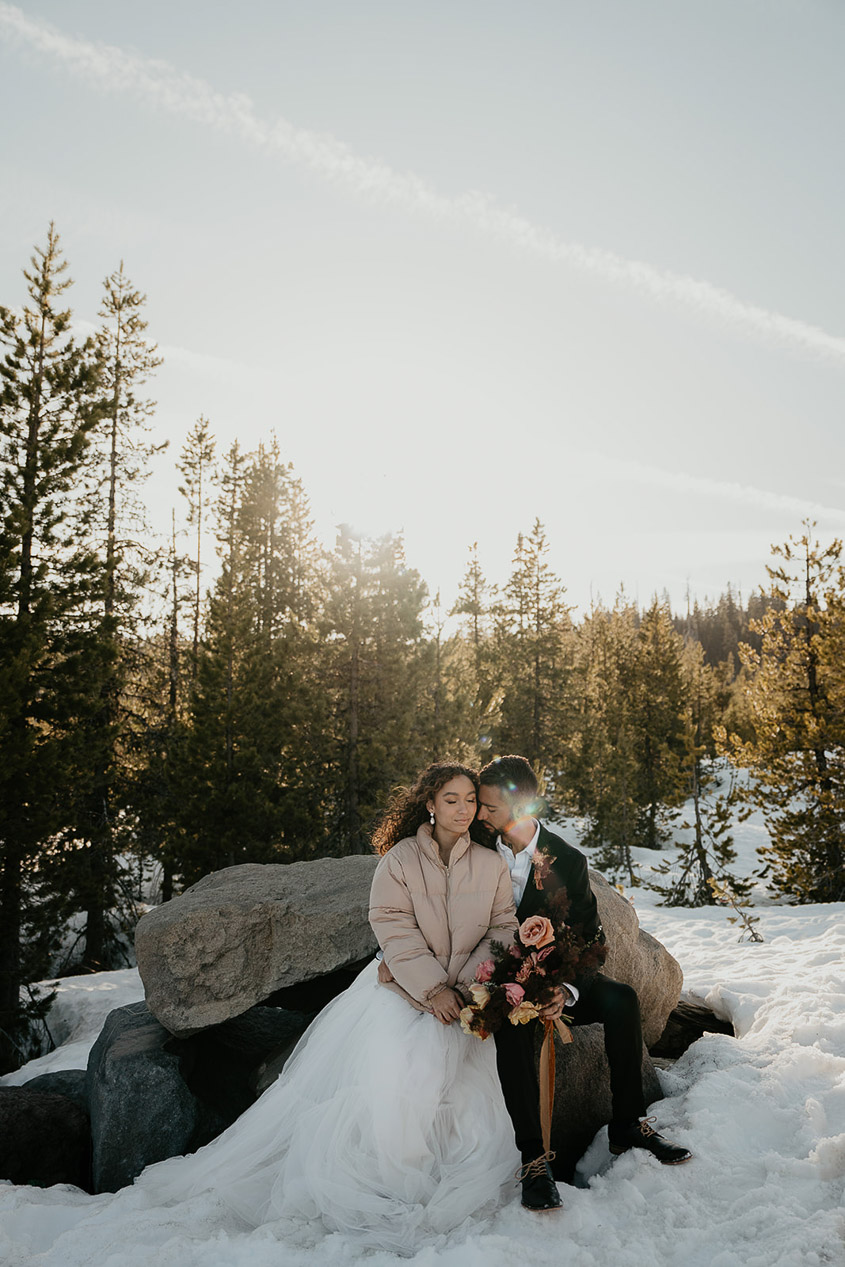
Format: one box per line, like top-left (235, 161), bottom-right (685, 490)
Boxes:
top-left (429, 812), bottom-right (435, 825)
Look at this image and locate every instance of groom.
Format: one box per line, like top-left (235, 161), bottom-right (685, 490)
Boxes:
top-left (475, 755), bottom-right (692, 1212)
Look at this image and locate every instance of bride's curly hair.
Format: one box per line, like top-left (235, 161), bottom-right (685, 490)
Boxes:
top-left (371, 762), bottom-right (480, 856)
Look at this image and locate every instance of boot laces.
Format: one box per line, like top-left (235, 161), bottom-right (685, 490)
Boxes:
top-left (515, 1150), bottom-right (556, 1183)
top-left (637, 1116), bottom-right (658, 1139)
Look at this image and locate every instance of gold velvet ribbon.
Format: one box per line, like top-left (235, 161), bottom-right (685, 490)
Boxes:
top-left (539, 1018), bottom-right (572, 1153)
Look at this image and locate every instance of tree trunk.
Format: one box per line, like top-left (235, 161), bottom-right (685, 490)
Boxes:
top-left (347, 550), bottom-right (362, 852)
top-left (348, 635), bottom-right (361, 851)
top-left (169, 511), bottom-right (179, 713)
top-left (0, 846), bottom-right (23, 1073)
top-left (691, 760), bottom-right (713, 903)
top-left (83, 349), bottom-right (120, 969)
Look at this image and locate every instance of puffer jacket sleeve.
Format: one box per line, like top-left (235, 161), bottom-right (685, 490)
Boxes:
top-left (455, 856), bottom-right (518, 997)
top-left (369, 850), bottom-right (450, 1005)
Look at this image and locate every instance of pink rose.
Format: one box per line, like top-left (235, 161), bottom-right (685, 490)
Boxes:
top-left (475, 959), bottom-right (494, 983)
top-left (504, 982), bottom-right (525, 1006)
top-left (519, 915), bottom-right (555, 950)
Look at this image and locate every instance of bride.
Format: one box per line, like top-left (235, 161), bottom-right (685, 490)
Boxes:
top-left (137, 761), bottom-right (521, 1254)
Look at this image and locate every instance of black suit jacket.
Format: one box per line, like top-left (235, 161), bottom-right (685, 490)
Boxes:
top-left (513, 823), bottom-right (605, 990)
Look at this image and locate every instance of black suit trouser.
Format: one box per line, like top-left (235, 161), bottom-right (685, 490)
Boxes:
top-left (493, 973), bottom-right (648, 1157)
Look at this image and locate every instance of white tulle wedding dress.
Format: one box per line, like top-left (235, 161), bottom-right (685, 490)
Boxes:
top-left (136, 960), bottom-right (520, 1255)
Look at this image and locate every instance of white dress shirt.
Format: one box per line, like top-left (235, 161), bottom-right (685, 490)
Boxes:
top-left (496, 821), bottom-right (579, 1007)
top-left (496, 820), bottom-right (541, 909)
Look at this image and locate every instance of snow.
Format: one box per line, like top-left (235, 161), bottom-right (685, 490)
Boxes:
top-left (0, 970), bottom-right (144, 1086)
top-left (2, 808), bottom-right (845, 1266)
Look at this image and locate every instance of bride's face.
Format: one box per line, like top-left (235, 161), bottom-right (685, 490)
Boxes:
top-left (427, 775), bottom-right (477, 836)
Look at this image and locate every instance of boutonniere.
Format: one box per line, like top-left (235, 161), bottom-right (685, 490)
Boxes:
top-left (532, 847), bottom-right (554, 890)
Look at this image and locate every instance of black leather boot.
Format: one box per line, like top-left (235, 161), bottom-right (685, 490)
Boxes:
top-left (517, 1151), bottom-right (563, 1211)
top-left (608, 1117), bottom-right (692, 1165)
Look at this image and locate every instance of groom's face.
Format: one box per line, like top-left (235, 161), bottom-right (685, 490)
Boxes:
top-left (476, 784), bottom-right (518, 835)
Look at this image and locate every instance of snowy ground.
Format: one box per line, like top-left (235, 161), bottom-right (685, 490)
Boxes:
top-left (1, 803), bottom-right (844, 1266)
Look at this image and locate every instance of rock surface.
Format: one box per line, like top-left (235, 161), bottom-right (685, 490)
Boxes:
top-left (84, 1000), bottom-right (318, 1191)
top-left (650, 999), bottom-right (735, 1058)
top-left (0, 1087), bottom-right (91, 1189)
top-left (118, 852), bottom-right (681, 1187)
top-left (20, 1068), bottom-right (89, 1114)
top-left (136, 856), bottom-right (379, 1036)
top-left (86, 1002), bottom-right (226, 1193)
top-left (590, 869), bottom-right (683, 1046)
top-left (178, 1005), bottom-right (313, 1121)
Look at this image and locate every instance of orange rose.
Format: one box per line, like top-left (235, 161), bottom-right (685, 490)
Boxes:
top-left (459, 1005), bottom-right (491, 1040)
top-left (518, 915), bottom-right (555, 949)
top-left (459, 1005), bottom-right (477, 1035)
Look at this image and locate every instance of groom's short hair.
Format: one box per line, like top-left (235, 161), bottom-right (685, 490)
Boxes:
top-left (478, 755), bottom-right (538, 803)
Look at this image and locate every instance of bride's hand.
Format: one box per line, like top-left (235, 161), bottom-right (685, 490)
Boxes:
top-left (429, 987), bottom-right (463, 1025)
top-left (377, 959), bottom-right (395, 984)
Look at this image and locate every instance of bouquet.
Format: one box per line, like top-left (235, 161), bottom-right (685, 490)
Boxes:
top-left (459, 884), bottom-right (605, 1040)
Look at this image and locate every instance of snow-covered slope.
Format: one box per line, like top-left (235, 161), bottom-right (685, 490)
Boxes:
top-left (2, 818), bottom-right (844, 1266)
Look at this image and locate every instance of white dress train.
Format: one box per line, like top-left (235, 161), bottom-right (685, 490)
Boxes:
top-left (136, 960), bottom-right (520, 1255)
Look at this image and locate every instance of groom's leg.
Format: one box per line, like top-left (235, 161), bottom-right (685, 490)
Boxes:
top-left (495, 1018), bottom-right (562, 1211)
top-left (493, 1018), bottom-right (543, 1159)
top-left (569, 974), bottom-right (647, 1122)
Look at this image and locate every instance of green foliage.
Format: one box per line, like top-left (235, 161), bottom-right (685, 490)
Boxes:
top-left (722, 523), bottom-right (845, 903)
top-left (324, 526), bottom-right (430, 852)
top-left (652, 768), bottom-right (753, 908)
top-left (166, 441), bottom-right (333, 882)
top-left (650, 642), bottom-right (749, 907)
top-left (178, 415), bottom-right (216, 666)
top-left (493, 520), bottom-right (574, 770)
top-left (66, 259), bottom-right (164, 970)
top-left (563, 594), bottom-right (689, 879)
top-left (448, 543), bottom-right (502, 761)
top-left (629, 599), bottom-right (687, 849)
top-left (0, 224), bottom-right (106, 1068)
top-left (565, 595), bottom-right (640, 883)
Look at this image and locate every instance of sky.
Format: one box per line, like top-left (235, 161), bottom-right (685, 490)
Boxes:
top-left (1, 0), bottom-right (844, 616)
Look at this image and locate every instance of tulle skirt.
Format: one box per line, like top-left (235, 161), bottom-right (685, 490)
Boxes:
top-left (137, 961), bottom-right (521, 1255)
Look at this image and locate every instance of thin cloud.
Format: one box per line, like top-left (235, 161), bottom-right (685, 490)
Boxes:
top-left (69, 318), bottom-right (261, 385)
top-left (3, 2), bottom-right (845, 365)
top-left (592, 452), bottom-right (845, 526)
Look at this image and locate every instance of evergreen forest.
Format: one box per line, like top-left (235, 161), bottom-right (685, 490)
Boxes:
top-left (2, 228), bottom-right (844, 1072)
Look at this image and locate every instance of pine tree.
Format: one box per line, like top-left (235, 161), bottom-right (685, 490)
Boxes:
top-left (449, 543), bottom-right (500, 760)
top-left (177, 416), bottom-right (216, 669)
top-left (494, 520), bottom-right (573, 771)
top-left (326, 528), bottom-right (429, 851)
top-left (131, 508), bottom-right (193, 903)
top-left (71, 261), bottom-right (163, 968)
top-left (567, 597), bottom-right (640, 883)
top-left (654, 642), bottom-right (749, 905)
top-left (724, 523), bottom-right (845, 902)
top-left (629, 599), bottom-right (687, 849)
top-left (416, 591), bottom-right (479, 765)
top-left (171, 443), bottom-right (330, 882)
top-left (0, 225), bottom-right (104, 1069)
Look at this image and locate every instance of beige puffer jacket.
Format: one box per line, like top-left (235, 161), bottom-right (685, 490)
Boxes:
top-left (369, 824), bottom-right (518, 1011)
